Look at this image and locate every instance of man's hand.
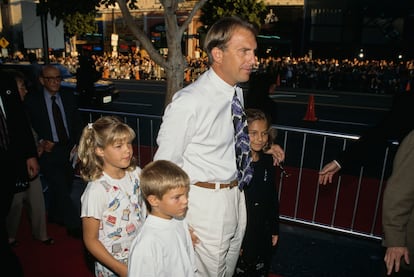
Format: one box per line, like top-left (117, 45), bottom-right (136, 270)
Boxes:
top-left (318, 160), bottom-right (341, 185)
top-left (26, 157), bottom-right (39, 179)
top-left (39, 139), bottom-right (55, 153)
top-left (384, 246), bottom-right (410, 275)
top-left (265, 144), bottom-right (285, 166)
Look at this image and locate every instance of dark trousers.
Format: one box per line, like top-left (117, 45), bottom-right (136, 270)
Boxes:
top-left (40, 145), bottom-right (81, 230)
top-left (0, 152), bottom-right (23, 276)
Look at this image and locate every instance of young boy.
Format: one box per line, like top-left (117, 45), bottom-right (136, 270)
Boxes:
top-left (128, 160), bottom-right (197, 276)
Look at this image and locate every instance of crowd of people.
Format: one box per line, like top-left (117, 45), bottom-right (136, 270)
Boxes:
top-left (1, 15), bottom-right (413, 277)
top-left (52, 53), bottom-right (414, 95)
top-left (4, 45), bottom-right (414, 96)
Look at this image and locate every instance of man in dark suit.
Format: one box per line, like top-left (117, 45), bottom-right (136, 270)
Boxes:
top-left (0, 70), bottom-right (39, 276)
top-left (245, 71), bottom-right (279, 123)
top-left (76, 55), bottom-right (101, 106)
top-left (318, 91), bottom-right (414, 185)
top-left (24, 65), bottom-right (84, 237)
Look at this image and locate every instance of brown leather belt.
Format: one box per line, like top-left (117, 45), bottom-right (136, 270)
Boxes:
top-left (193, 180), bottom-right (238, 189)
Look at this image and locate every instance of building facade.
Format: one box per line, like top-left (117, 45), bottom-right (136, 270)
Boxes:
top-left (0, 0), bottom-right (305, 59)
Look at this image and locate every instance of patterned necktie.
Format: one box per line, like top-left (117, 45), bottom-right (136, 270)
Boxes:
top-left (51, 95), bottom-right (68, 143)
top-left (231, 91), bottom-right (253, 190)
top-left (0, 105), bottom-right (9, 150)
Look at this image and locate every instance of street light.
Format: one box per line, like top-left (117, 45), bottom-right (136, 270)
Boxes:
top-left (358, 49), bottom-right (364, 59)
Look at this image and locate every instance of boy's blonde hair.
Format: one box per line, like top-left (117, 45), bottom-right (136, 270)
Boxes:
top-left (140, 160), bottom-right (190, 209)
top-left (77, 116), bottom-right (136, 181)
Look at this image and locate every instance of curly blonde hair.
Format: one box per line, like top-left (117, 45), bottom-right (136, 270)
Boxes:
top-left (77, 116), bottom-right (136, 181)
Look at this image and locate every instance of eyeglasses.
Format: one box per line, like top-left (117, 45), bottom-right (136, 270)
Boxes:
top-left (42, 76), bottom-right (62, 82)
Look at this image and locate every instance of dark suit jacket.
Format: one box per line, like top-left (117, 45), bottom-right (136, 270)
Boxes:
top-left (0, 74), bottom-right (37, 182)
top-left (245, 72), bottom-right (279, 123)
top-left (24, 88), bottom-right (83, 167)
top-left (0, 70), bottom-right (37, 215)
top-left (336, 92), bottom-right (414, 174)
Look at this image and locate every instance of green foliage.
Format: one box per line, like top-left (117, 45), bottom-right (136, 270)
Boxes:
top-left (200, 0), bottom-right (267, 30)
top-left (64, 12), bottom-right (97, 36)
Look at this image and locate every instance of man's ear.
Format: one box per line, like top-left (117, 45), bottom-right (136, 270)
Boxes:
top-left (211, 47), bottom-right (223, 64)
top-left (147, 195), bottom-right (159, 207)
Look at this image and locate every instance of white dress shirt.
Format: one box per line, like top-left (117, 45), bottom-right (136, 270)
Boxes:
top-left (128, 214), bottom-right (197, 276)
top-left (154, 68), bottom-right (244, 184)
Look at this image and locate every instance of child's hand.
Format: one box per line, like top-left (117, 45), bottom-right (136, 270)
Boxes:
top-left (264, 144), bottom-right (285, 166)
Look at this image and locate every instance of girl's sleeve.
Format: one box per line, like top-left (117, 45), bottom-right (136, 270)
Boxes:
top-left (80, 182), bottom-right (107, 219)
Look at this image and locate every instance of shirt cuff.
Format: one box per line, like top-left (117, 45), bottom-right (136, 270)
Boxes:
top-left (333, 160), bottom-right (341, 169)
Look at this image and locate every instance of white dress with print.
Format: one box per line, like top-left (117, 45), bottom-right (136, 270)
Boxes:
top-left (81, 168), bottom-right (146, 277)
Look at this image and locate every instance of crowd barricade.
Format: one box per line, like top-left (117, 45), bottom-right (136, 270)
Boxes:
top-left (275, 125), bottom-right (398, 241)
top-left (79, 108), bottom-right (396, 241)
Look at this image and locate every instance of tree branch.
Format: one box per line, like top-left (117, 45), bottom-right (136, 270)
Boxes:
top-left (178, 0), bottom-right (208, 34)
top-left (116, 0), bottom-right (166, 68)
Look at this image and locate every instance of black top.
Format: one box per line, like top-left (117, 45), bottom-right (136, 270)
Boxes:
top-left (242, 152), bottom-right (279, 264)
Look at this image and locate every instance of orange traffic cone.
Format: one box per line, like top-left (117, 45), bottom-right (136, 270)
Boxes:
top-left (303, 94), bottom-right (318, 122)
top-left (406, 81), bottom-right (411, 92)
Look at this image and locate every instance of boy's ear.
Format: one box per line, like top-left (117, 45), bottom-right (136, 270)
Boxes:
top-left (146, 195), bottom-right (159, 207)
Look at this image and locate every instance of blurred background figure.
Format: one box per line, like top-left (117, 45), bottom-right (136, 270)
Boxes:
top-left (0, 69), bottom-right (39, 276)
top-left (318, 91), bottom-right (414, 185)
top-left (6, 70), bottom-right (54, 247)
top-left (25, 65), bottom-right (84, 238)
top-left (245, 72), bottom-right (279, 124)
top-left (76, 55), bottom-right (101, 107)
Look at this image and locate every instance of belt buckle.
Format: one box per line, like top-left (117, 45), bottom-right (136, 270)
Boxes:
top-left (228, 180), bottom-right (238, 189)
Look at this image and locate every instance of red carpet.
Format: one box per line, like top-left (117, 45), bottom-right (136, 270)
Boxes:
top-left (13, 212), bottom-right (283, 277)
top-left (13, 213), bottom-right (94, 277)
